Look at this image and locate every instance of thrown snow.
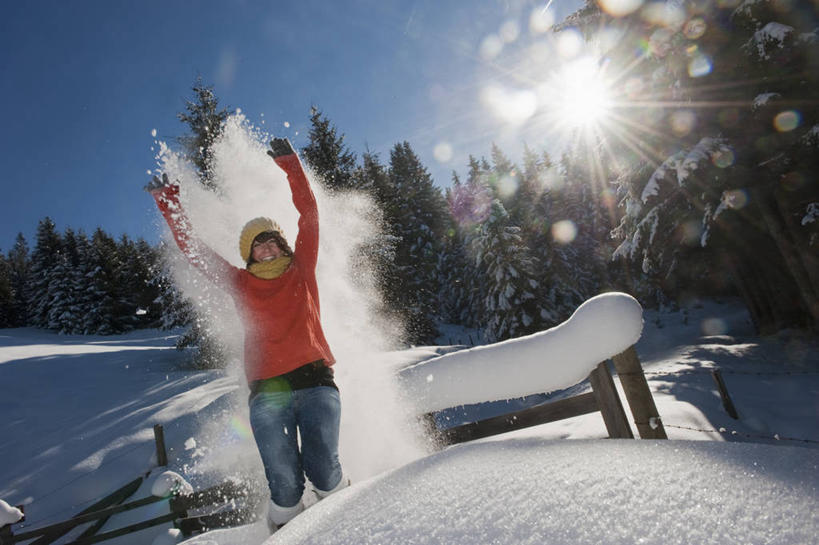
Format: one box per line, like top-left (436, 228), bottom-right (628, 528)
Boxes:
top-left (399, 293), bottom-right (643, 413)
top-left (0, 499), bottom-right (23, 526)
top-left (151, 471), bottom-right (193, 498)
top-left (269, 440), bottom-right (819, 545)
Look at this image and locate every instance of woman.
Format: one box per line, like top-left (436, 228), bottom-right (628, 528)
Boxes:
top-left (148, 138), bottom-right (347, 531)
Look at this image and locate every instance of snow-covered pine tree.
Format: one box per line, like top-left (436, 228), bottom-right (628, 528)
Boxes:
top-left (150, 241), bottom-right (194, 331)
top-left (27, 217), bottom-right (62, 329)
top-left (572, 0), bottom-right (819, 331)
top-left (387, 141), bottom-right (449, 343)
top-left (469, 199), bottom-right (544, 342)
top-left (47, 228), bottom-right (82, 334)
top-left (351, 151), bottom-right (403, 323)
top-left (82, 228), bottom-right (122, 335)
top-left (6, 233), bottom-right (30, 327)
top-left (435, 178), bottom-right (475, 328)
top-left (301, 107), bottom-right (357, 191)
top-left (0, 250), bottom-right (11, 328)
top-left (176, 77), bottom-right (229, 191)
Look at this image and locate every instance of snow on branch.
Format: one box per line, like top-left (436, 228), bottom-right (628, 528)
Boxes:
top-left (399, 292), bottom-right (643, 413)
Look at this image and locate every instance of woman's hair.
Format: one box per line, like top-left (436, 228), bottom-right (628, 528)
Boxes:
top-left (246, 231), bottom-right (293, 267)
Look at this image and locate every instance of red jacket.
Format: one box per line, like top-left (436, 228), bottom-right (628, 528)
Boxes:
top-left (152, 153), bottom-right (335, 383)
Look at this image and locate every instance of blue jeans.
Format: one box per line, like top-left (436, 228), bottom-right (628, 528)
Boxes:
top-left (249, 385), bottom-right (343, 507)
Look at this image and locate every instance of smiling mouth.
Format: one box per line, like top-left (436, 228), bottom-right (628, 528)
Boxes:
top-left (261, 256), bottom-right (278, 262)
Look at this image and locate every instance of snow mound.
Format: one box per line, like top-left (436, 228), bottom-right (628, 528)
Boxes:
top-left (0, 499), bottom-right (23, 526)
top-left (151, 527), bottom-right (183, 545)
top-left (151, 471), bottom-right (193, 497)
top-left (273, 439), bottom-right (819, 545)
top-left (400, 293), bottom-right (643, 413)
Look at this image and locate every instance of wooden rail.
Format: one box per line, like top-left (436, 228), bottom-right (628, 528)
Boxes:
top-left (426, 346), bottom-right (666, 447)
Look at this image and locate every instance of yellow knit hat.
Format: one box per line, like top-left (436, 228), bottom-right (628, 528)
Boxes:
top-left (239, 217), bottom-right (285, 262)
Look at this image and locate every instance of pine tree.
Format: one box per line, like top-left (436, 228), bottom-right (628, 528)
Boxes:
top-left (177, 77), bottom-right (230, 190)
top-left (301, 107), bottom-right (357, 191)
top-left (0, 251), bottom-right (12, 328)
top-left (28, 218), bottom-right (62, 329)
top-left (82, 228), bottom-right (122, 335)
top-left (6, 233), bottom-right (30, 327)
top-left (387, 141), bottom-right (449, 343)
top-left (150, 242), bottom-right (194, 331)
top-left (469, 200), bottom-right (545, 342)
top-left (47, 228), bottom-right (82, 333)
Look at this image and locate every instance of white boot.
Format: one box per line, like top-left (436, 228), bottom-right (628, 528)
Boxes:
top-left (267, 498), bottom-right (304, 532)
top-left (314, 474), bottom-right (350, 500)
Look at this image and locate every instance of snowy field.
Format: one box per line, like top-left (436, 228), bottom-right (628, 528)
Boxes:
top-left (1, 298), bottom-right (817, 544)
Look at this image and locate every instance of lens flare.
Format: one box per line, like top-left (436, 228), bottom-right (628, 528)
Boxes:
top-left (722, 189), bottom-right (749, 210)
top-left (529, 8), bottom-right (554, 33)
top-left (711, 146), bottom-right (735, 168)
top-left (433, 142), bottom-right (454, 163)
top-left (482, 85), bottom-right (538, 125)
top-left (598, 0), bottom-right (644, 17)
top-left (683, 17), bottom-right (707, 39)
top-left (480, 34), bottom-right (504, 60)
top-left (774, 110), bottom-right (801, 132)
top-left (552, 220), bottom-right (578, 244)
top-left (670, 110), bottom-right (697, 136)
top-left (557, 28), bottom-right (583, 59)
top-left (688, 53), bottom-right (713, 77)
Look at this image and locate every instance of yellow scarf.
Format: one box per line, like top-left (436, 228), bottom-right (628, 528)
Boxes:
top-left (247, 257), bottom-right (292, 279)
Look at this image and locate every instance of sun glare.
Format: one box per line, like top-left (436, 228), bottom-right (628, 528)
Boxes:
top-left (550, 57), bottom-right (613, 129)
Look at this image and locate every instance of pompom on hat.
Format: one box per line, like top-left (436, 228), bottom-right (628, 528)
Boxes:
top-left (239, 217), bottom-right (285, 262)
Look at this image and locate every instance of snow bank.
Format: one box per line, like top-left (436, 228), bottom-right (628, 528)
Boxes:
top-left (399, 293), bottom-right (643, 413)
top-left (0, 499), bottom-right (23, 526)
top-left (271, 439), bottom-right (819, 545)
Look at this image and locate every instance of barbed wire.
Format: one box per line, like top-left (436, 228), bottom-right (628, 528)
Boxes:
top-left (662, 422), bottom-right (819, 445)
top-left (642, 368), bottom-right (819, 377)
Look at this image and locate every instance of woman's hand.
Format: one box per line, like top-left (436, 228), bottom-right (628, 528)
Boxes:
top-left (267, 138), bottom-right (295, 159)
top-left (144, 173), bottom-right (179, 201)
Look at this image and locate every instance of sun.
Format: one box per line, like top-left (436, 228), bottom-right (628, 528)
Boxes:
top-left (549, 57), bottom-right (613, 129)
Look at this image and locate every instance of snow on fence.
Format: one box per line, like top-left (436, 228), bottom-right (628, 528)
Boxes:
top-left (400, 292), bottom-right (668, 444)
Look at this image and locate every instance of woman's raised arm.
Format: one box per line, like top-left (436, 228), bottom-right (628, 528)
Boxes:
top-left (148, 175), bottom-right (239, 287)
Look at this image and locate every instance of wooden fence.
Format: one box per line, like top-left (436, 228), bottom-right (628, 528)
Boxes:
top-left (0, 425), bottom-right (263, 545)
top-left (425, 345), bottom-right (667, 446)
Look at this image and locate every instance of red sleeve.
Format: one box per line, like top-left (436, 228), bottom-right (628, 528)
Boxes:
top-left (151, 185), bottom-right (239, 288)
top-left (273, 154), bottom-right (319, 272)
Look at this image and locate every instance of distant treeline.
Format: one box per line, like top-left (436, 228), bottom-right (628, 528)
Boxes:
top-left (0, 223), bottom-right (189, 335)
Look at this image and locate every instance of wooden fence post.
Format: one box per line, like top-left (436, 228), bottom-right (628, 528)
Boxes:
top-left (611, 346), bottom-right (668, 439)
top-left (711, 370), bottom-right (739, 419)
top-left (589, 361), bottom-right (633, 439)
top-left (154, 424), bottom-right (168, 467)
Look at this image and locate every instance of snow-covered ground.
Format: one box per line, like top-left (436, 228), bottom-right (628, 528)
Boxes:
top-left (1, 298), bottom-right (817, 544)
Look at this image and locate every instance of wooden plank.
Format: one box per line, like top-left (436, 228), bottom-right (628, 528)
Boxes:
top-left (711, 370), bottom-right (739, 419)
top-left (12, 491), bottom-right (164, 544)
top-left (170, 481), bottom-right (255, 513)
top-left (611, 346), bottom-right (668, 439)
top-left (176, 508), bottom-right (258, 537)
top-left (154, 424), bottom-right (168, 467)
top-left (439, 392), bottom-right (599, 446)
top-left (589, 361), bottom-right (633, 439)
top-left (63, 512), bottom-right (179, 545)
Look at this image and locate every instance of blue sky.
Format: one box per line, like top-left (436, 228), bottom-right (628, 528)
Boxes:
top-left (0, 0), bottom-right (583, 251)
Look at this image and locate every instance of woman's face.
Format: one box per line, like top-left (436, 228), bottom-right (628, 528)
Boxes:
top-left (251, 236), bottom-right (284, 262)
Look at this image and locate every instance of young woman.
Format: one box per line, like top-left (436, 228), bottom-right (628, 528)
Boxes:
top-left (148, 138), bottom-right (347, 531)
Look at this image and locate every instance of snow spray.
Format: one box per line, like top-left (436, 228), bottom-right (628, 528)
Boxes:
top-left (153, 115), bottom-right (430, 487)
